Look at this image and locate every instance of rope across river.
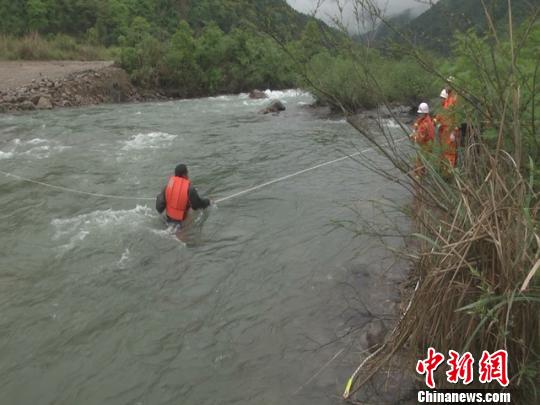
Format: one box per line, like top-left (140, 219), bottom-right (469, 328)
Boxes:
top-left (0, 139), bottom-right (404, 204)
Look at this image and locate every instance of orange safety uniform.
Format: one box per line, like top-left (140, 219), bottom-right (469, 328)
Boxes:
top-left (438, 91), bottom-right (459, 168)
top-left (413, 114), bottom-right (435, 149)
top-left (412, 114), bottom-right (435, 176)
top-left (443, 92), bottom-right (458, 109)
top-left (165, 176), bottom-right (191, 221)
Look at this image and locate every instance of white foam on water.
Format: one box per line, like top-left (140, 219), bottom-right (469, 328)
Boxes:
top-left (52, 205), bottom-right (154, 251)
top-left (264, 89), bottom-right (308, 99)
top-left (121, 132), bottom-right (178, 151)
top-left (57, 230), bottom-right (90, 252)
top-left (26, 138), bottom-right (48, 145)
top-left (324, 119), bottom-right (347, 124)
top-left (242, 99), bottom-right (268, 106)
top-left (209, 95), bottom-right (230, 101)
top-left (149, 224), bottom-right (187, 246)
top-left (117, 248), bottom-right (131, 268)
top-left (0, 138), bottom-right (20, 159)
top-left (0, 150), bottom-right (13, 160)
top-left (383, 118), bottom-right (401, 129)
top-left (0, 137), bottom-right (69, 159)
top-left (150, 223), bottom-right (179, 237)
top-left (22, 145), bottom-right (50, 158)
top-left (52, 205), bottom-right (154, 237)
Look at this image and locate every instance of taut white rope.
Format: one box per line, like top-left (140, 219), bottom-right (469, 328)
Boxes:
top-left (214, 138), bottom-right (405, 203)
top-left (0, 170), bottom-right (155, 201)
top-left (214, 150), bottom-right (365, 204)
top-left (0, 138), bottom-right (405, 204)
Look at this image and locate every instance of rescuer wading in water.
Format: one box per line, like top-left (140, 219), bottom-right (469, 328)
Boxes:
top-left (156, 164), bottom-right (211, 224)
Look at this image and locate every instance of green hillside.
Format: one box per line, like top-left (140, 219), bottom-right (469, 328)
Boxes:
top-left (374, 0), bottom-right (536, 53)
top-left (0, 1), bottom-right (325, 96)
top-left (0, 0), bottom-right (311, 45)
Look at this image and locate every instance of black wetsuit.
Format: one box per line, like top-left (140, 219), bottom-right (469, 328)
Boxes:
top-left (156, 184), bottom-right (210, 223)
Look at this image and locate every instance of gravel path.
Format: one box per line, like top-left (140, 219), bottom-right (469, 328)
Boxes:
top-left (0, 61), bottom-right (114, 91)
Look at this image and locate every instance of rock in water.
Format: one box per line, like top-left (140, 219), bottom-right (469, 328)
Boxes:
top-left (259, 100), bottom-right (286, 114)
top-left (249, 89), bottom-right (268, 99)
top-left (20, 100), bottom-right (36, 111)
top-left (36, 96), bottom-right (53, 110)
top-left (365, 319), bottom-right (387, 349)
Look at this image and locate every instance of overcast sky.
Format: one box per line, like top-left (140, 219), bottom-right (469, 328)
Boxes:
top-left (287, 0), bottom-right (432, 32)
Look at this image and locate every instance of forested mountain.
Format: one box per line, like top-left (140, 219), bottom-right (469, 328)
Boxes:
top-left (371, 0), bottom-right (536, 53)
top-left (0, 0), bottom-right (312, 45)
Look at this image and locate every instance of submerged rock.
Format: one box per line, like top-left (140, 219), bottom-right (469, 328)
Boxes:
top-left (259, 100), bottom-right (286, 114)
top-left (20, 100), bottom-right (36, 111)
top-left (249, 89), bottom-right (267, 99)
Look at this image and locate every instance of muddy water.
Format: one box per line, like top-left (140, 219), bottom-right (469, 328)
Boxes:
top-left (0, 91), bottom-right (408, 404)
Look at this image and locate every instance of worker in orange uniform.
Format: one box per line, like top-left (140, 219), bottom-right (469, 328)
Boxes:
top-left (410, 102), bottom-right (435, 177)
top-left (155, 163), bottom-right (211, 225)
top-left (436, 86), bottom-right (459, 169)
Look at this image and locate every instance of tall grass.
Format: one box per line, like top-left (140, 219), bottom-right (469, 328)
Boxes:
top-left (0, 33), bottom-right (114, 61)
top-left (288, 0), bottom-right (540, 402)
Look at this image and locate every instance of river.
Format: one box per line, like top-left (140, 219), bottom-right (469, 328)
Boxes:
top-left (0, 91), bottom-right (408, 404)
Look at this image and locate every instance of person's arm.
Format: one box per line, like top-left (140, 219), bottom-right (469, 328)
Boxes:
top-left (155, 187), bottom-right (166, 213)
top-left (188, 185), bottom-right (210, 210)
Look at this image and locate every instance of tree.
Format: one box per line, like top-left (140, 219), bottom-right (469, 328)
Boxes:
top-left (27, 0), bottom-right (49, 32)
top-left (162, 21), bottom-right (202, 96)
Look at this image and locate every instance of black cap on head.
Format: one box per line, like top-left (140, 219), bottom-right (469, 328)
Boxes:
top-left (175, 163), bottom-right (188, 177)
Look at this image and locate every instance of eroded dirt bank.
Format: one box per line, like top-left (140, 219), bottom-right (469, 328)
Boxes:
top-left (0, 61), bottom-right (163, 112)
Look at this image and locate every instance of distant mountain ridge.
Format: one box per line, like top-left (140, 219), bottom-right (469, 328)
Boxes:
top-left (370, 0), bottom-right (536, 53)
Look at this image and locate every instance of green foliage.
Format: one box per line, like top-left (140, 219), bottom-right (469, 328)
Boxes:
top-left (382, 58), bottom-right (439, 105)
top-left (0, 0), bottom-right (306, 96)
top-left (0, 33), bottom-right (112, 60)
top-left (303, 51), bottom-right (379, 111)
top-left (0, 0), bottom-right (309, 44)
top-left (293, 23), bottom-right (439, 112)
top-left (26, 0), bottom-right (48, 32)
top-left (449, 21), bottom-right (540, 167)
top-left (116, 17), bottom-right (296, 96)
top-left (161, 22), bottom-right (201, 95)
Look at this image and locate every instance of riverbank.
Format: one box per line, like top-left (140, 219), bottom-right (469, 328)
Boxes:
top-left (0, 61), bottom-right (420, 118)
top-left (0, 61), bottom-right (167, 113)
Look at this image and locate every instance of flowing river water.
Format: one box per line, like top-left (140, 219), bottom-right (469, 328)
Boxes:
top-left (0, 91), bottom-right (409, 404)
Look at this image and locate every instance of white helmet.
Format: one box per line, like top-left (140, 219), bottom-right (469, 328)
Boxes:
top-left (440, 88), bottom-right (448, 99)
top-left (417, 102), bottom-right (429, 114)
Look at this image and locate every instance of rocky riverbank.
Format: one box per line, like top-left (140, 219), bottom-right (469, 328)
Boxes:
top-left (0, 61), bottom-right (165, 113)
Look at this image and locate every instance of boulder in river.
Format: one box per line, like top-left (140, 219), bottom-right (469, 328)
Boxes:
top-left (249, 89), bottom-right (268, 99)
top-left (20, 100), bottom-right (36, 111)
top-left (36, 96), bottom-right (53, 110)
top-left (259, 100), bottom-right (285, 114)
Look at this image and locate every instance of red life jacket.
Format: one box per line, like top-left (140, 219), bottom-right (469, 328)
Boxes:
top-left (165, 176), bottom-right (191, 221)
